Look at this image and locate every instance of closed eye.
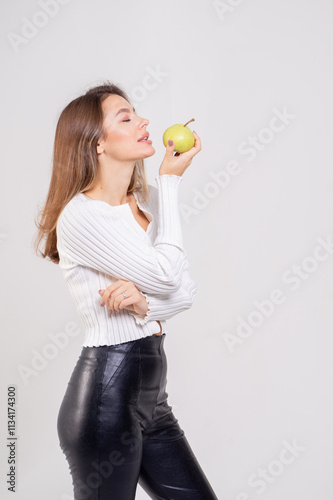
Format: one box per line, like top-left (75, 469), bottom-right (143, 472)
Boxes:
top-left (123, 119), bottom-right (131, 122)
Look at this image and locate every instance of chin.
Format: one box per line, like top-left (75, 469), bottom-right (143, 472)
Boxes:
top-left (141, 146), bottom-right (156, 159)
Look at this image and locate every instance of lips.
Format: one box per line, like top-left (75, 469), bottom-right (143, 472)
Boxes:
top-left (138, 133), bottom-right (149, 142)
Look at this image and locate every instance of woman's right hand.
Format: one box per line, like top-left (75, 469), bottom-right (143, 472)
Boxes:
top-left (159, 131), bottom-right (202, 177)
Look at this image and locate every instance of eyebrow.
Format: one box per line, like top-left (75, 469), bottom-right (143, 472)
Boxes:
top-left (115, 107), bottom-right (136, 117)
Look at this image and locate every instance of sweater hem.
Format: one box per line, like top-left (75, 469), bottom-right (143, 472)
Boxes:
top-left (80, 329), bottom-right (168, 348)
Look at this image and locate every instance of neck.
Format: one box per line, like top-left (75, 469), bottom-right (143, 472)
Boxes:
top-left (86, 158), bottom-right (136, 206)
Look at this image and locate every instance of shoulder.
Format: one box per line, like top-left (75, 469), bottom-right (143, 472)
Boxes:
top-left (57, 193), bottom-right (119, 236)
top-left (58, 193), bottom-right (91, 224)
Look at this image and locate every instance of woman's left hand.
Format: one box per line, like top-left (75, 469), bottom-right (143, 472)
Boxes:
top-left (99, 279), bottom-right (149, 316)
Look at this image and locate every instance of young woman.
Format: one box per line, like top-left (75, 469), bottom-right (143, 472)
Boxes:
top-left (35, 82), bottom-right (218, 499)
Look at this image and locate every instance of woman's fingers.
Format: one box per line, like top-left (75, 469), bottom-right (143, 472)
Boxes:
top-left (192, 130), bottom-right (202, 152)
top-left (181, 131), bottom-right (202, 159)
top-left (160, 131), bottom-right (202, 176)
top-left (166, 139), bottom-right (175, 156)
top-left (98, 280), bottom-right (148, 316)
top-left (99, 280), bottom-right (133, 313)
top-left (99, 283), bottom-right (121, 311)
top-left (168, 132), bottom-right (201, 158)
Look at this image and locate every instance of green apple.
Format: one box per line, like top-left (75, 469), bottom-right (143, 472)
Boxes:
top-left (163, 118), bottom-right (195, 153)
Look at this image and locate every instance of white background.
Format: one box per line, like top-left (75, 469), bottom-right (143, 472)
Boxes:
top-left (1, 0), bottom-right (333, 499)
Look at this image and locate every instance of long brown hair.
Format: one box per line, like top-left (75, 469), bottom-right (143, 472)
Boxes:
top-left (34, 81), bottom-right (150, 264)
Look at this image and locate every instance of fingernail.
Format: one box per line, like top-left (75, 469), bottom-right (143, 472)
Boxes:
top-left (101, 301), bottom-right (105, 306)
top-left (168, 139), bottom-right (173, 146)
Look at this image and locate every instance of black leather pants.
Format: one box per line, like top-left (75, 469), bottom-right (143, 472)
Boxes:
top-left (57, 333), bottom-right (218, 499)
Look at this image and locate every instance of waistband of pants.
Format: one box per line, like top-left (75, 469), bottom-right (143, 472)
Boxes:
top-left (81, 332), bottom-right (166, 357)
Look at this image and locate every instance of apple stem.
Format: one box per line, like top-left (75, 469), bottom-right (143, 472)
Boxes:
top-left (184, 118), bottom-right (195, 127)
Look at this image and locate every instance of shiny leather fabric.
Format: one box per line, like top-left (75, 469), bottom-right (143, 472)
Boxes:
top-left (57, 333), bottom-right (218, 499)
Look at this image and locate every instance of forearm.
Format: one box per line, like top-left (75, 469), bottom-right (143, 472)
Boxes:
top-left (57, 175), bottom-right (188, 295)
top-left (128, 268), bottom-right (197, 325)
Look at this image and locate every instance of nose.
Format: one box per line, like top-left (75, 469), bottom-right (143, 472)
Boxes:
top-left (139, 116), bottom-right (149, 127)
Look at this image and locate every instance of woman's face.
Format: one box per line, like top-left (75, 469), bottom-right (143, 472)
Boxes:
top-left (97, 94), bottom-right (155, 162)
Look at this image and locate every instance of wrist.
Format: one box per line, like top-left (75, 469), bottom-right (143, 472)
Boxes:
top-left (158, 171), bottom-right (182, 177)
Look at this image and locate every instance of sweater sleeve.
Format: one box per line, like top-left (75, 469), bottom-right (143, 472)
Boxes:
top-left (56, 174), bottom-right (188, 295)
top-left (127, 267), bottom-right (197, 325)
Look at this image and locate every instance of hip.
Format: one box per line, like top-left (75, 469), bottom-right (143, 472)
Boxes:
top-left (59, 333), bottom-right (168, 406)
top-left (57, 332), bottom-right (172, 436)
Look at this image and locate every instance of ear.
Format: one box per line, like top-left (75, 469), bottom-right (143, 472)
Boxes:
top-left (96, 139), bottom-right (105, 155)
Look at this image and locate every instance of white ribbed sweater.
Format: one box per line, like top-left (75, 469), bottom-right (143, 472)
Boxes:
top-left (56, 174), bottom-right (197, 346)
